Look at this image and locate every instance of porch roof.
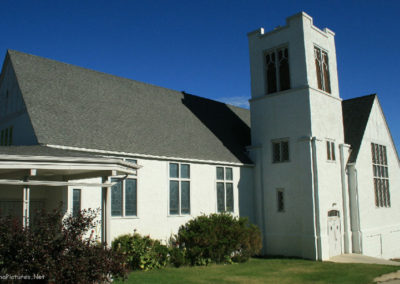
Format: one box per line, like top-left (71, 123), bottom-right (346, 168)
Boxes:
top-left (0, 146), bottom-right (138, 187)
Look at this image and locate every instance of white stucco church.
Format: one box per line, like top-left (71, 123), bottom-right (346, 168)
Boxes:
top-left (0, 12), bottom-right (398, 261)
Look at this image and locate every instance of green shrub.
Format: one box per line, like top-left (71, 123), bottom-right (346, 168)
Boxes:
top-left (0, 207), bottom-right (126, 283)
top-left (174, 213), bottom-right (262, 265)
top-left (169, 246), bottom-right (186, 267)
top-left (112, 233), bottom-right (169, 271)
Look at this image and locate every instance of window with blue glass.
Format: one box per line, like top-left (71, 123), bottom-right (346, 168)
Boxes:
top-left (169, 163), bottom-right (190, 215)
top-left (111, 159), bottom-right (138, 217)
top-left (72, 189), bottom-right (81, 217)
top-left (216, 167), bottom-right (234, 212)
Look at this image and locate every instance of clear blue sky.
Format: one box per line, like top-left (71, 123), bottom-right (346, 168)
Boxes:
top-left (1, 0), bottom-right (399, 151)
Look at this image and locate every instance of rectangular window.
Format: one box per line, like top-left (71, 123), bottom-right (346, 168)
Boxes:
top-left (125, 179), bottom-right (137, 216)
top-left (111, 178), bottom-right (123, 216)
top-left (372, 143), bottom-right (390, 207)
top-left (169, 163), bottom-right (190, 215)
top-left (314, 46), bottom-right (331, 93)
top-left (265, 47), bottom-right (290, 94)
top-left (0, 126), bottom-right (13, 146)
top-left (111, 159), bottom-right (138, 217)
top-left (216, 167), bottom-right (234, 212)
top-left (72, 189), bottom-right (81, 217)
top-left (272, 140), bottom-right (289, 163)
top-left (4, 128), bottom-right (8, 146)
top-left (8, 126), bottom-right (13, 145)
top-left (327, 140), bottom-right (336, 161)
top-left (277, 189), bottom-right (284, 212)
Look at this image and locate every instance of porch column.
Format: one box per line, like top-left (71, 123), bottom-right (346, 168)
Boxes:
top-left (22, 186), bottom-right (30, 228)
top-left (101, 177), bottom-right (111, 246)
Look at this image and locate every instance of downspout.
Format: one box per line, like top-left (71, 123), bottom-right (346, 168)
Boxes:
top-left (339, 144), bottom-right (351, 253)
top-left (310, 137), bottom-right (322, 260)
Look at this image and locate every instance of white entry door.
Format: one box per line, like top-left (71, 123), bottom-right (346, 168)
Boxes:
top-left (328, 216), bottom-right (342, 257)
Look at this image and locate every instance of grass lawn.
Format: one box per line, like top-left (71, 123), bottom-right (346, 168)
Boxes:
top-left (115, 258), bottom-right (399, 284)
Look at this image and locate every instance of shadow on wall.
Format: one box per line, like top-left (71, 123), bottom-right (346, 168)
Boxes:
top-left (238, 167), bottom-right (255, 222)
top-left (182, 91), bottom-right (255, 222)
top-left (181, 91), bottom-right (252, 164)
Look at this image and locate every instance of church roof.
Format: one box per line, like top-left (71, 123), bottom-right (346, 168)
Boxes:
top-left (342, 94), bottom-right (376, 163)
top-left (6, 50), bottom-right (252, 164)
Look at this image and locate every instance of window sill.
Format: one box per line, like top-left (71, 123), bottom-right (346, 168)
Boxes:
top-left (111, 216), bottom-right (139, 219)
top-left (167, 214), bottom-right (191, 217)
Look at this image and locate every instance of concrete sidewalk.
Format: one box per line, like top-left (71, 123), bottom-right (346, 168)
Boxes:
top-left (329, 254), bottom-right (400, 266)
top-left (329, 254), bottom-right (400, 283)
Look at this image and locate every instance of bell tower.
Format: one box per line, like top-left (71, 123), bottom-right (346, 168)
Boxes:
top-left (247, 12), bottom-right (349, 260)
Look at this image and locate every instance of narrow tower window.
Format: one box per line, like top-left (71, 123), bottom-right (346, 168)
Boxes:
top-left (277, 189), bottom-right (284, 212)
top-left (314, 46), bottom-right (331, 94)
top-left (265, 47), bottom-right (290, 94)
top-left (278, 48), bottom-right (290, 91)
top-left (327, 140), bottom-right (336, 161)
top-left (266, 53), bottom-right (277, 94)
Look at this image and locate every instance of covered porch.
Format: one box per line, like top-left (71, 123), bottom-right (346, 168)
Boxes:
top-left (0, 146), bottom-right (138, 245)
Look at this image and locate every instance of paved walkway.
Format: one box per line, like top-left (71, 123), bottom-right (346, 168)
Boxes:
top-left (329, 254), bottom-right (400, 283)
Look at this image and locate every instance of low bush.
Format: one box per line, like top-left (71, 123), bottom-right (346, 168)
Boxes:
top-left (173, 213), bottom-right (262, 265)
top-left (112, 233), bottom-right (169, 271)
top-left (0, 207), bottom-right (127, 283)
top-left (169, 246), bottom-right (186, 268)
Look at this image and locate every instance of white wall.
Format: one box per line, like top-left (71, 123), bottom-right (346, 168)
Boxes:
top-left (353, 98), bottom-right (400, 259)
top-left (248, 12), bottom-right (346, 260)
top-left (249, 89), bottom-right (317, 259)
top-left (68, 158), bottom-right (253, 244)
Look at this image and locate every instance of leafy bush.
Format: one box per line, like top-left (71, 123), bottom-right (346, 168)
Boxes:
top-left (169, 246), bottom-right (186, 267)
top-left (112, 233), bottom-right (169, 271)
top-left (173, 213), bottom-right (262, 265)
top-left (0, 207), bottom-right (126, 283)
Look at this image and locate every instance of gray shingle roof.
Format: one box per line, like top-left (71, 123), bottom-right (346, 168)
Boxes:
top-left (7, 50), bottom-right (252, 164)
top-left (342, 94), bottom-right (376, 163)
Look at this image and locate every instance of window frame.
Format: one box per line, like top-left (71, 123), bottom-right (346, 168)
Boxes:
top-left (263, 45), bottom-right (291, 95)
top-left (110, 159), bottom-right (138, 218)
top-left (168, 162), bottom-right (191, 216)
top-left (314, 45), bottom-right (331, 94)
top-left (371, 143), bottom-right (390, 208)
top-left (276, 188), bottom-right (285, 213)
top-left (216, 166), bottom-right (234, 213)
top-left (326, 140), bottom-right (336, 162)
top-left (72, 188), bottom-right (81, 217)
top-left (272, 139), bottom-right (290, 163)
top-left (0, 126), bottom-right (13, 146)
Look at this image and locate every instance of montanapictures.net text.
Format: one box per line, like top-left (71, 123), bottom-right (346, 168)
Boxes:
top-left (0, 274), bottom-right (45, 280)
